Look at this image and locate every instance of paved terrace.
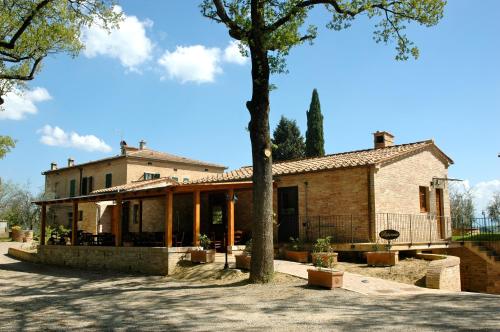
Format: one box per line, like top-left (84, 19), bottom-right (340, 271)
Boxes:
top-left (1, 242), bottom-right (499, 331)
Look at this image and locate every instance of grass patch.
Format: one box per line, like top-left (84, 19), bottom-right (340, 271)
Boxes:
top-left (452, 233), bottom-right (500, 242)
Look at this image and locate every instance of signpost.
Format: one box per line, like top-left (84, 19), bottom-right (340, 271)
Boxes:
top-left (379, 229), bottom-right (400, 273)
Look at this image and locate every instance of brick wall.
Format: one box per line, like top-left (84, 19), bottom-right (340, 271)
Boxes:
top-left (141, 198), bottom-right (165, 232)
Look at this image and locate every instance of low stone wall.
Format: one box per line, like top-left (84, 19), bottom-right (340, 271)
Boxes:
top-left (417, 253), bottom-right (461, 291)
top-left (8, 247), bottom-right (40, 263)
top-left (37, 245), bottom-right (198, 275)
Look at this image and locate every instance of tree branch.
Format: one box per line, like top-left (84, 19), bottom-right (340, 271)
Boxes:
top-left (0, 56), bottom-right (43, 80)
top-left (210, 0), bottom-right (247, 40)
top-left (0, 0), bottom-right (53, 50)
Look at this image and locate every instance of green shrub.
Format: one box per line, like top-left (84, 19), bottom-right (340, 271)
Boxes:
top-left (199, 234), bottom-right (211, 250)
top-left (244, 239), bottom-right (252, 255)
top-left (312, 236), bottom-right (332, 253)
top-left (289, 237), bottom-right (304, 251)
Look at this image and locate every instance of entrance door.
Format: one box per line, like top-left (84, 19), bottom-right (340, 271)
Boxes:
top-left (435, 189), bottom-right (444, 239)
top-left (122, 202), bottom-right (130, 234)
top-left (208, 193), bottom-right (227, 251)
top-left (278, 186), bottom-right (299, 242)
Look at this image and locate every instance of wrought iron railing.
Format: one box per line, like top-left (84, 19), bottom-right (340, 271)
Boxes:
top-left (452, 216), bottom-right (500, 255)
top-left (301, 213), bottom-right (452, 244)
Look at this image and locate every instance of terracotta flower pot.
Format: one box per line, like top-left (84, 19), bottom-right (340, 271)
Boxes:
top-left (311, 252), bottom-right (338, 267)
top-left (235, 254), bottom-right (251, 270)
top-left (191, 249), bottom-right (215, 263)
top-left (11, 228), bottom-right (24, 242)
top-left (366, 251), bottom-right (398, 267)
top-left (23, 230), bottom-right (33, 242)
top-left (285, 250), bottom-right (309, 263)
top-left (307, 269), bottom-right (344, 289)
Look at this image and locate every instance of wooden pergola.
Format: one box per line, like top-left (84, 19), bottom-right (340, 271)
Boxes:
top-left (34, 181), bottom-right (254, 248)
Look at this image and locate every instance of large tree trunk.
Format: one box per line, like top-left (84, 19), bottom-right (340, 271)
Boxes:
top-left (247, 42), bottom-right (274, 283)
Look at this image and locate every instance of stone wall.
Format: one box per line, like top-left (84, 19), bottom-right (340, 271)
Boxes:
top-left (8, 247), bottom-right (40, 263)
top-left (141, 198), bottom-right (165, 232)
top-left (37, 245), bottom-right (197, 275)
top-left (417, 253), bottom-right (461, 291)
top-left (435, 247), bottom-right (500, 294)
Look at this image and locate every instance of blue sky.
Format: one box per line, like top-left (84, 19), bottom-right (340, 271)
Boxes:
top-left (0, 0), bottom-right (499, 212)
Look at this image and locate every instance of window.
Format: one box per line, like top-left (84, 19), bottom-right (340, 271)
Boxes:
top-left (419, 186), bottom-right (429, 213)
top-left (144, 172), bottom-right (160, 180)
top-left (69, 179), bottom-right (76, 197)
top-left (183, 177), bottom-right (189, 183)
top-left (133, 204), bottom-right (140, 224)
top-left (78, 211), bottom-right (83, 221)
top-left (81, 176), bottom-right (93, 195)
top-left (105, 173), bottom-right (112, 188)
top-left (171, 176), bottom-right (179, 182)
top-left (68, 212), bottom-right (73, 224)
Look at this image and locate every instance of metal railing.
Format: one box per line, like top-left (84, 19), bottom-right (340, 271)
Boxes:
top-left (302, 213), bottom-right (452, 245)
top-left (452, 216), bottom-right (500, 255)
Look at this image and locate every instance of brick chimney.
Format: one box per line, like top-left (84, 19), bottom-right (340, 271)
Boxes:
top-left (373, 131), bottom-right (394, 149)
top-left (67, 158), bottom-right (75, 167)
top-left (50, 162), bottom-right (58, 171)
top-left (139, 139), bottom-right (147, 150)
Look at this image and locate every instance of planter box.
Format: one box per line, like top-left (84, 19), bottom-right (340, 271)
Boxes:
top-left (366, 251), bottom-right (398, 267)
top-left (235, 254), bottom-right (251, 270)
top-left (311, 252), bottom-right (338, 267)
top-left (307, 269), bottom-right (344, 289)
top-left (191, 249), bottom-right (215, 263)
top-left (285, 250), bottom-right (309, 263)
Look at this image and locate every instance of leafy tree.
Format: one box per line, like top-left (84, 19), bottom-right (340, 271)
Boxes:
top-left (450, 186), bottom-right (475, 227)
top-left (0, 181), bottom-right (40, 230)
top-left (487, 192), bottom-right (500, 222)
top-left (0, 0), bottom-right (120, 105)
top-left (201, 0), bottom-right (446, 283)
top-left (0, 135), bottom-right (16, 159)
top-left (272, 116), bottom-right (305, 161)
top-left (305, 88), bottom-right (325, 157)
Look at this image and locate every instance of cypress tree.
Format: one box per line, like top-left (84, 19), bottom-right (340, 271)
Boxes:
top-left (305, 89), bottom-right (325, 157)
top-left (272, 116), bottom-right (305, 161)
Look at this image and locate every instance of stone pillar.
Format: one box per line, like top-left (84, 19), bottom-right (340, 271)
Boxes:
top-left (115, 196), bottom-right (122, 246)
top-left (193, 190), bottom-right (200, 246)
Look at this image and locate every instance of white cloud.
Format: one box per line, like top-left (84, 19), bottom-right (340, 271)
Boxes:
top-left (158, 45), bottom-right (222, 83)
top-left (38, 125), bottom-right (112, 153)
top-left (81, 6), bottom-right (153, 71)
top-left (471, 179), bottom-right (500, 214)
top-left (223, 41), bottom-right (248, 65)
top-left (0, 87), bottom-right (52, 120)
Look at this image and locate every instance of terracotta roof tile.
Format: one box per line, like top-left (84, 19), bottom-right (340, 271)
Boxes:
top-left (190, 140), bottom-right (452, 184)
top-left (91, 177), bottom-right (177, 194)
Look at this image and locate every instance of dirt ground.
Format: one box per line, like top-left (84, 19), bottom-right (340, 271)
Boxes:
top-left (336, 258), bottom-right (429, 286)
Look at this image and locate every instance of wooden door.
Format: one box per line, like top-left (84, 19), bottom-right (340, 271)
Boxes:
top-left (435, 189), bottom-right (444, 239)
top-left (278, 186), bottom-right (299, 242)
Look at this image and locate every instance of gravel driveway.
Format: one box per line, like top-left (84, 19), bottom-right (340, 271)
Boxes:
top-left (0, 242), bottom-right (499, 331)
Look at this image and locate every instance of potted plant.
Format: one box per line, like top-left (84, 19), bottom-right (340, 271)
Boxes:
top-left (11, 225), bottom-right (24, 242)
top-left (307, 246), bottom-right (344, 289)
top-left (311, 236), bottom-right (338, 266)
top-left (284, 237), bottom-right (309, 263)
top-left (191, 234), bottom-right (215, 263)
top-left (235, 239), bottom-right (252, 270)
top-left (366, 244), bottom-right (398, 267)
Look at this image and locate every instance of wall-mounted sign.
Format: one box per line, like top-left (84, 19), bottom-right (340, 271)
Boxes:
top-left (379, 229), bottom-right (400, 241)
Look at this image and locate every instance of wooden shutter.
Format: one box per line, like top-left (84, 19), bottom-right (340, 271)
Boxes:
top-left (69, 179), bottom-right (76, 197)
top-left (105, 174), bottom-right (112, 188)
top-left (88, 176), bottom-right (93, 193)
top-left (82, 177), bottom-right (88, 195)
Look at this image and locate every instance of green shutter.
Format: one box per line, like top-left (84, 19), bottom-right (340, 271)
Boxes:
top-left (69, 179), bottom-right (76, 197)
top-left (105, 174), bottom-right (112, 188)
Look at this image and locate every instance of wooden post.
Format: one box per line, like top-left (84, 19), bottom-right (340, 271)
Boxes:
top-left (40, 203), bottom-right (47, 245)
top-left (227, 189), bottom-right (235, 246)
top-left (165, 191), bottom-right (173, 247)
top-left (71, 201), bottom-right (78, 245)
top-left (115, 196), bottom-right (122, 246)
top-left (193, 190), bottom-right (200, 246)
top-left (139, 200), bottom-right (143, 233)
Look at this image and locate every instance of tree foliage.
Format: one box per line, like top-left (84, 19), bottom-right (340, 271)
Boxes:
top-left (487, 192), bottom-right (500, 222)
top-left (305, 88), bottom-right (324, 158)
top-left (0, 135), bottom-right (16, 158)
top-left (272, 115), bottom-right (305, 161)
top-left (201, 0), bottom-right (445, 283)
top-left (0, 181), bottom-right (40, 230)
top-left (0, 0), bottom-right (120, 104)
top-left (450, 186), bottom-right (475, 224)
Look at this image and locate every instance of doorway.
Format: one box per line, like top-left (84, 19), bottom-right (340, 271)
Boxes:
top-left (435, 188), bottom-right (444, 239)
top-left (278, 186), bottom-right (299, 242)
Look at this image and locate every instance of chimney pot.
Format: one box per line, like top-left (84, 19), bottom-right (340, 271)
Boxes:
top-left (373, 131), bottom-right (394, 149)
top-left (50, 162), bottom-right (58, 171)
top-left (67, 158), bottom-right (75, 167)
top-left (120, 140), bottom-right (127, 155)
top-left (139, 140), bottom-right (147, 150)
